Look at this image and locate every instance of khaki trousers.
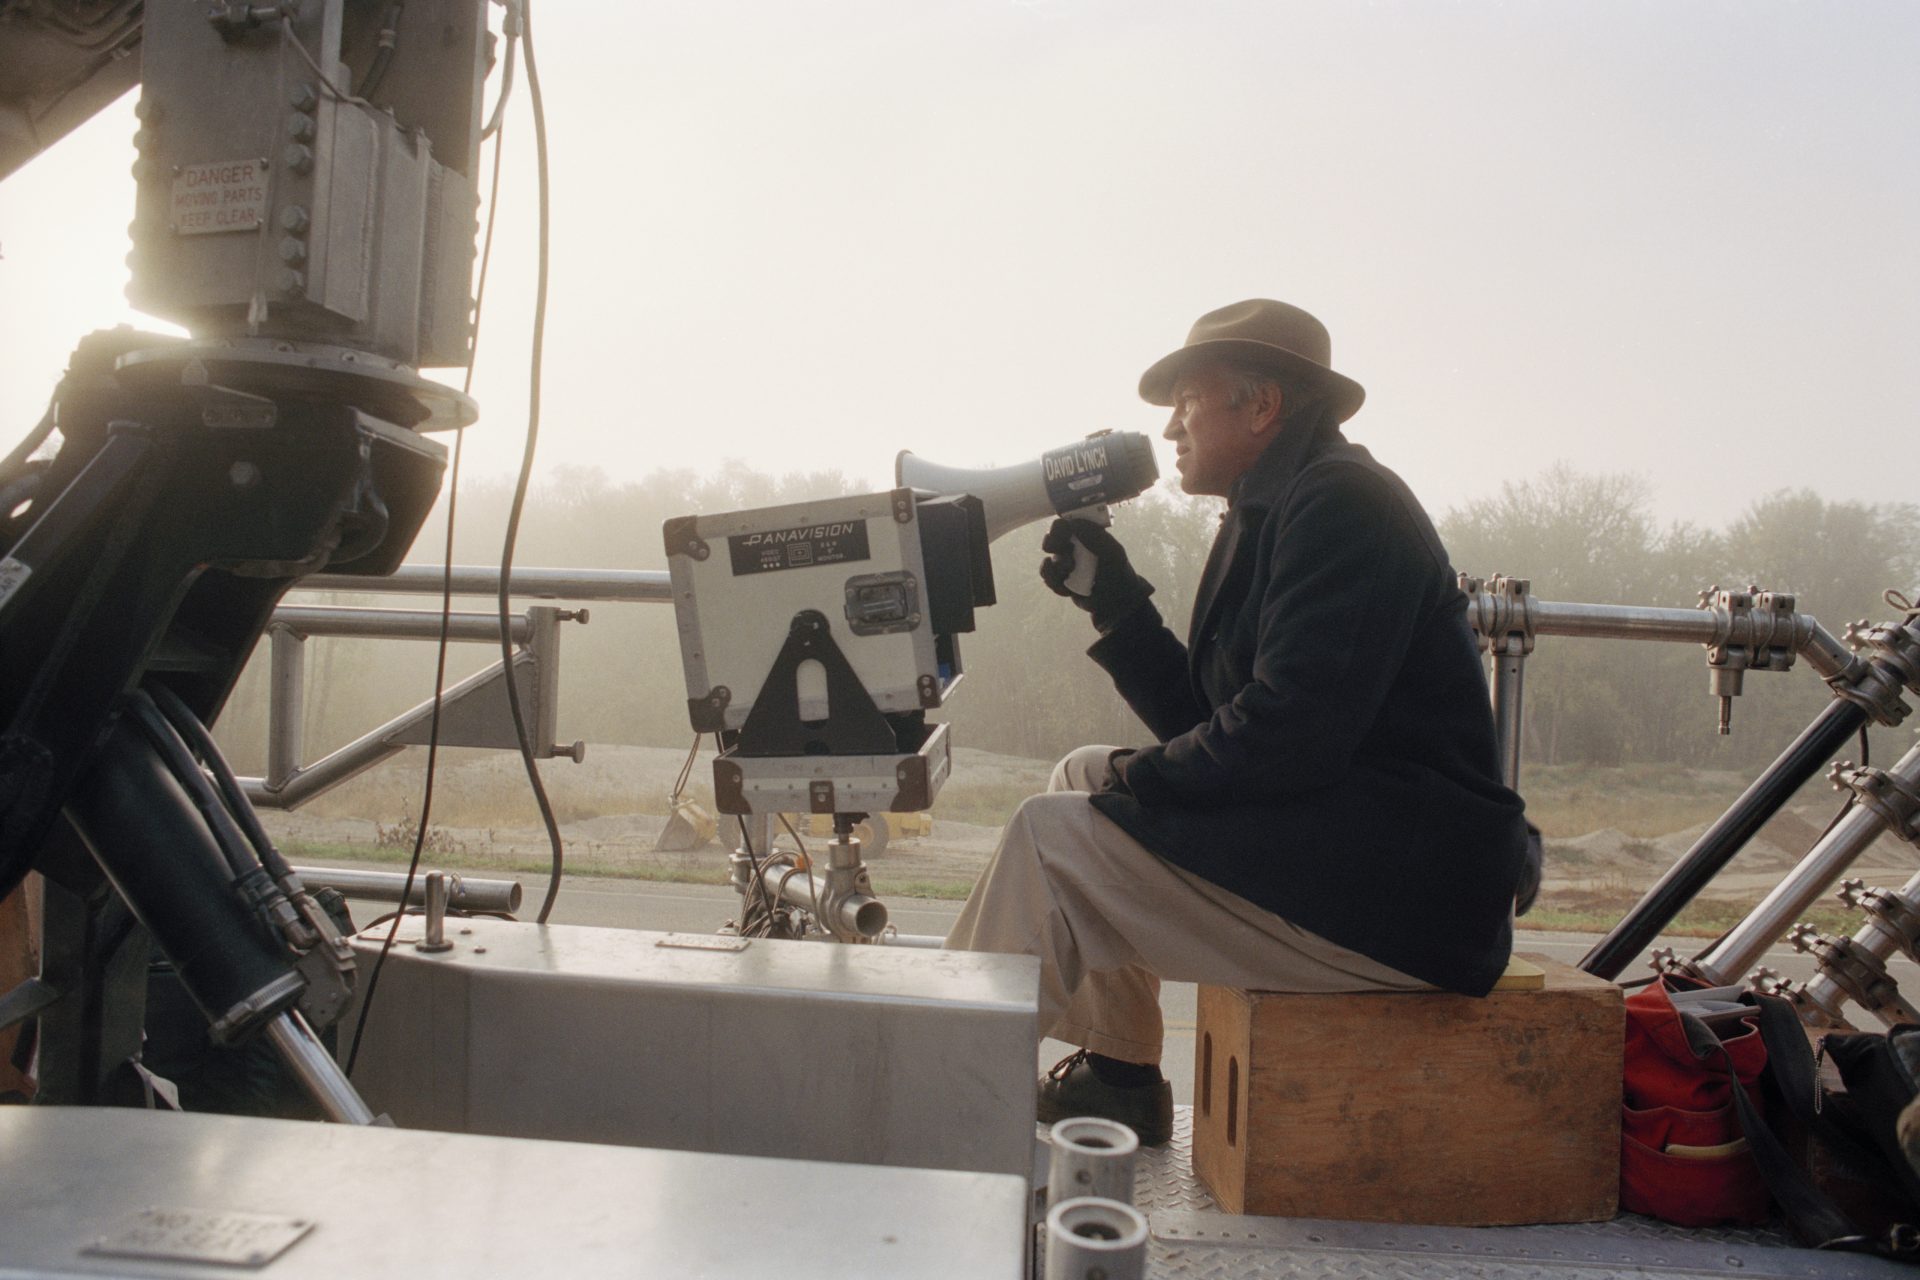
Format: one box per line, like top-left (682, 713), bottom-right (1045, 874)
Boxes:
top-left (945, 745), bottom-right (1428, 1065)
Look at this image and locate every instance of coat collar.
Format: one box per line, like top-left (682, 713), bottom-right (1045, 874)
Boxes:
top-left (1187, 417), bottom-right (1348, 655)
top-left (1226, 416), bottom-right (1346, 510)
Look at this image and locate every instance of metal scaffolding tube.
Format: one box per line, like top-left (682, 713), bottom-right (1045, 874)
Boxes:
top-left (1470, 592), bottom-right (1857, 683)
top-left (1690, 747), bottom-right (1920, 983)
top-left (292, 866), bottom-right (523, 915)
top-left (1579, 697), bottom-right (1871, 979)
top-left (267, 625), bottom-right (306, 791)
top-left (261, 1010), bottom-right (376, 1125)
top-left (302, 564), bottom-right (671, 603)
top-left (272, 605), bottom-right (533, 643)
top-left (241, 654), bottom-right (533, 809)
top-left (1490, 643), bottom-right (1526, 791)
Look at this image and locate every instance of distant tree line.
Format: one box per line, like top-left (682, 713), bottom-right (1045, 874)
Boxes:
top-left (213, 462), bottom-right (1920, 782)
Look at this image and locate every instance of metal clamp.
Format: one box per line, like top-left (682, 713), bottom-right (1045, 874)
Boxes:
top-left (1839, 878), bottom-right (1920, 965)
top-left (1830, 763), bottom-right (1920, 844)
top-left (1830, 616), bottom-right (1920, 727)
top-left (1460, 574), bottom-right (1534, 657)
top-left (1699, 586), bottom-right (1798, 734)
top-left (1790, 924), bottom-right (1918, 1025)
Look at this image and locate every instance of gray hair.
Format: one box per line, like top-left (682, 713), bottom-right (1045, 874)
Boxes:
top-left (1221, 361), bottom-right (1322, 425)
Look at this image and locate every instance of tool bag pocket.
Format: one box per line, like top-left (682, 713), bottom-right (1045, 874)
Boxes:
top-left (1619, 981), bottom-right (1771, 1226)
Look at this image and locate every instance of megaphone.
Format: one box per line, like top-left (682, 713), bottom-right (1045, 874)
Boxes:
top-left (897, 430), bottom-right (1159, 595)
top-left (896, 431), bottom-right (1159, 542)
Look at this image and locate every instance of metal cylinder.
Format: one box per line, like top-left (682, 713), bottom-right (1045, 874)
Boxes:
top-left (1044, 1198), bottom-right (1148, 1280)
top-left (270, 604), bottom-right (532, 643)
top-left (1692, 746), bottom-right (1920, 983)
top-left (763, 863), bottom-right (887, 939)
top-left (261, 1010), bottom-right (376, 1124)
top-left (1581, 697), bottom-right (1869, 979)
top-left (267, 623), bottom-right (306, 790)
top-left (417, 872), bottom-right (454, 952)
top-left (1047, 1117), bottom-right (1139, 1208)
top-left (1492, 645), bottom-right (1527, 792)
top-left (291, 866), bottom-right (523, 915)
top-left (302, 564), bottom-right (671, 603)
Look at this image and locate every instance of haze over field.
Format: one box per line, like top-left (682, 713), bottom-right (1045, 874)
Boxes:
top-left (2, 2), bottom-right (1915, 531)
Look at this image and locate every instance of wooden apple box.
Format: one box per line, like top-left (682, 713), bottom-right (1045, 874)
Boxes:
top-left (1191, 953), bottom-right (1623, 1225)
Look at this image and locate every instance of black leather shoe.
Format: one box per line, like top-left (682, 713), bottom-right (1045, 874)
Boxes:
top-left (1036, 1049), bottom-right (1173, 1146)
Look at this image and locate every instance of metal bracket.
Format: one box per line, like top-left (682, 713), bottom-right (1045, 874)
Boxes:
top-left (1832, 763), bottom-right (1920, 845)
top-left (1831, 615), bottom-right (1920, 728)
top-left (1789, 924), bottom-right (1919, 1026)
top-left (1459, 573), bottom-right (1534, 657)
top-left (1840, 878), bottom-right (1920, 965)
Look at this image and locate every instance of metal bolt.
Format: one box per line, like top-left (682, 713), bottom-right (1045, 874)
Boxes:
top-left (279, 205), bottom-right (311, 234)
top-left (132, 128), bottom-right (155, 151)
top-left (279, 236), bottom-right (308, 264)
top-left (282, 143), bottom-right (314, 175)
top-left (290, 83), bottom-right (319, 112)
top-left (229, 460), bottom-right (262, 488)
top-left (279, 268), bottom-right (306, 294)
top-left (285, 113), bottom-right (316, 142)
top-left (134, 98), bottom-right (163, 122)
top-left (416, 873), bottom-right (455, 953)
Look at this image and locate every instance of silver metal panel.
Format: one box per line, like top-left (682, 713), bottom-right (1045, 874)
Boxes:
top-left (0, 1108), bottom-right (1028, 1279)
top-left (128, 2), bottom-right (481, 365)
top-left (669, 491), bottom-right (941, 728)
top-left (344, 918), bottom-right (1039, 1177)
top-left (727, 719), bottom-right (952, 813)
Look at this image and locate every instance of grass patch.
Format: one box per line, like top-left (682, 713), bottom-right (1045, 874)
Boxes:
top-left (866, 877), bottom-right (973, 901)
top-left (931, 781), bottom-right (1038, 827)
top-left (1526, 886), bottom-right (1861, 937)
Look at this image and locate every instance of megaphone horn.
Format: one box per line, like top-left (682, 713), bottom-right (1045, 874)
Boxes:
top-left (895, 431), bottom-right (1159, 543)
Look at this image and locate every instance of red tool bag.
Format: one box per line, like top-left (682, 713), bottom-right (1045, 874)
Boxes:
top-left (1620, 981), bottom-right (1771, 1226)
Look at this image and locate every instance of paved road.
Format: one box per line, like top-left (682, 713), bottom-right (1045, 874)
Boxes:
top-left (306, 858), bottom-right (1913, 1107)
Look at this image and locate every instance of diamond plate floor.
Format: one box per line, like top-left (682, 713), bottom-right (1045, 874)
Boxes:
top-left (1034, 1107), bottom-right (1908, 1280)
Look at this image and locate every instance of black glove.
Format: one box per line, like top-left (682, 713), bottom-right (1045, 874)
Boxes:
top-left (1039, 517), bottom-right (1154, 634)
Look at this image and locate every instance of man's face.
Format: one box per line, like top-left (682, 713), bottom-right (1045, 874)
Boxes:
top-left (1162, 362), bottom-right (1281, 497)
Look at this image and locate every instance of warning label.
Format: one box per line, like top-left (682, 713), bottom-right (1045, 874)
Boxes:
top-left (171, 159), bottom-right (268, 236)
top-left (728, 520), bottom-right (871, 576)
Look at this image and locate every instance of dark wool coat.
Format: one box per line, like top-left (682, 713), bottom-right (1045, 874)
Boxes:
top-left (1088, 418), bottom-right (1529, 996)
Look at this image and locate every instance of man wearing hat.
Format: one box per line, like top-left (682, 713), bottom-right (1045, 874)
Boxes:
top-left (946, 299), bottom-right (1530, 1145)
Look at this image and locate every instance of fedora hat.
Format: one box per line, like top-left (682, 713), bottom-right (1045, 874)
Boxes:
top-left (1138, 298), bottom-right (1365, 422)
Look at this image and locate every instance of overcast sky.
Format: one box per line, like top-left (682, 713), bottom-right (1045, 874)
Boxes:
top-left (2, 1), bottom-right (1914, 540)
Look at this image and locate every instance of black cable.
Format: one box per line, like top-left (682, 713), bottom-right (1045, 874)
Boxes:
top-left (494, 0), bottom-right (567, 926)
top-left (1801, 725), bottom-right (1874, 853)
top-left (355, 2), bottom-right (405, 99)
top-left (344, 45), bottom-right (512, 1077)
top-left (125, 691), bottom-right (261, 883)
top-left (148, 683), bottom-right (297, 883)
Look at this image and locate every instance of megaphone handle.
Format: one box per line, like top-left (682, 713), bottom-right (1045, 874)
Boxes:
top-left (1062, 504), bottom-right (1112, 596)
top-left (1065, 543), bottom-right (1098, 596)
